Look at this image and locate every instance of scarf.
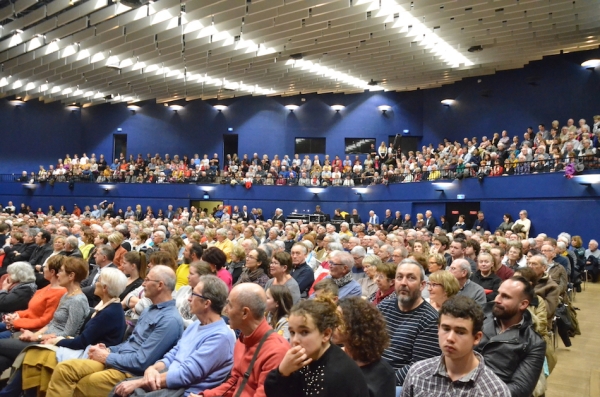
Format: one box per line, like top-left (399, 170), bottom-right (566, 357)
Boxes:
top-left (237, 268), bottom-right (266, 284)
top-left (91, 297), bottom-right (120, 318)
top-left (333, 272), bottom-right (354, 289)
top-left (373, 286), bottom-right (395, 305)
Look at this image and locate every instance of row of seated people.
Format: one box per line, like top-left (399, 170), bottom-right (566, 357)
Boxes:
top-left (9, 115), bottom-right (600, 185)
top-left (14, 155), bottom-right (591, 186)
top-left (0, 202), bottom-right (597, 397)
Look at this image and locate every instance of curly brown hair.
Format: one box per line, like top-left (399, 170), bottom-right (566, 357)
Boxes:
top-left (337, 297), bottom-right (389, 364)
top-left (290, 295), bottom-right (341, 334)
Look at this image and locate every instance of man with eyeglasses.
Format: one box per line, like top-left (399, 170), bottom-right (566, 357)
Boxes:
top-left (47, 265), bottom-right (184, 397)
top-left (541, 242), bottom-right (568, 299)
top-left (448, 259), bottom-right (486, 307)
top-left (378, 259), bottom-right (441, 396)
top-left (311, 250), bottom-right (362, 299)
top-left (112, 275), bottom-right (235, 397)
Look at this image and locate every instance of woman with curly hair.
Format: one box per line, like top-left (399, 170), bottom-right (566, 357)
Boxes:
top-left (334, 297), bottom-right (395, 397)
top-left (265, 296), bottom-right (369, 397)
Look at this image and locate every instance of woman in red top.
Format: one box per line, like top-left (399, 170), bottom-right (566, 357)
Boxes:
top-left (0, 255), bottom-right (66, 339)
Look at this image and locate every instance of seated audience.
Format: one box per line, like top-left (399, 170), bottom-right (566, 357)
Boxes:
top-left (235, 248), bottom-right (269, 288)
top-left (0, 257), bottom-right (90, 374)
top-left (368, 261), bottom-right (397, 305)
top-left (44, 265), bottom-right (184, 397)
top-left (358, 255), bottom-right (380, 299)
top-left (118, 251), bottom-right (146, 301)
top-left (173, 260), bottom-right (213, 328)
top-left (448, 259), bottom-right (487, 307)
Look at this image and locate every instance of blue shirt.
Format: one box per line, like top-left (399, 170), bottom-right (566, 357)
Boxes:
top-left (160, 318), bottom-right (235, 396)
top-left (106, 300), bottom-right (183, 375)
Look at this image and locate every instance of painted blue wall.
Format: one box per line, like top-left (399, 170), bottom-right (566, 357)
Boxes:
top-left (1, 48), bottom-right (599, 175)
top-left (1, 172), bottom-right (598, 243)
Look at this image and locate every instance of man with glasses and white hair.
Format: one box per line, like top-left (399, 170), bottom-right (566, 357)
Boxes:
top-left (312, 250), bottom-right (362, 299)
top-left (378, 259), bottom-right (441, 396)
top-left (47, 265), bottom-right (184, 397)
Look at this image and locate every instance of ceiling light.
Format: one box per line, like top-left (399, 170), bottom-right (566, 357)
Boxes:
top-left (25, 82), bottom-right (36, 90)
top-left (581, 59), bottom-right (600, 70)
top-left (128, 105), bottom-right (141, 113)
top-left (441, 99), bottom-right (455, 106)
top-left (214, 105), bottom-right (227, 111)
top-left (285, 104), bottom-right (299, 112)
top-left (12, 80), bottom-right (22, 89)
top-left (378, 105), bottom-right (392, 113)
top-left (9, 99), bottom-right (24, 106)
top-left (51, 86), bottom-right (61, 93)
top-left (331, 105), bottom-right (345, 112)
top-left (170, 105), bottom-right (183, 112)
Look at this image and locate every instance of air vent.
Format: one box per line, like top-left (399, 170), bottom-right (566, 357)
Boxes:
top-left (468, 45), bottom-right (483, 52)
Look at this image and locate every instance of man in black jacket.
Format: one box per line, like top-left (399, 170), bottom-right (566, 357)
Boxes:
top-left (1, 230), bottom-right (36, 271)
top-left (29, 230), bottom-right (54, 287)
top-left (475, 277), bottom-right (546, 397)
top-left (81, 245), bottom-right (116, 307)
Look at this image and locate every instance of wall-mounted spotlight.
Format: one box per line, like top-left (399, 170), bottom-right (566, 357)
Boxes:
top-left (378, 105), bottom-right (392, 114)
top-left (99, 184), bottom-right (115, 193)
top-left (128, 105), bottom-right (141, 114)
top-left (441, 99), bottom-right (455, 107)
top-left (285, 104), bottom-right (299, 112)
top-left (307, 187), bottom-right (325, 197)
top-left (170, 105), bottom-right (184, 112)
top-left (202, 191), bottom-right (210, 200)
top-left (573, 175), bottom-right (600, 186)
top-left (331, 105), bottom-right (345, 112)
top-left (66, 104), bottom-right (80, 112)
top-left (214, 105), bottom-right (227, 112)
top-left (9, 99), bottom-right (24, 106)
top-left (581, 59), bottom-right (600, 70)
top-left (23, 183), bottom-right (37, 190)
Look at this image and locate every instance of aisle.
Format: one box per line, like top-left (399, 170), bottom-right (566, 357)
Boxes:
top-left (546, 281), bottom-right (600, 397)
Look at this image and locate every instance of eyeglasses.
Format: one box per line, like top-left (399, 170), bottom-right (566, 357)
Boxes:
top-left (426, 282), bottom-right (443, 289)
top-left (329, 262), bottom-right (345, 267)
top-left (375, 274), bottom-right (392, 281)
top-left (143, 278), bottom-right (161, 283)
top-left (191, 292), bottom-right (209, 300)
top-left (247, 255), bottom-right (258, 260)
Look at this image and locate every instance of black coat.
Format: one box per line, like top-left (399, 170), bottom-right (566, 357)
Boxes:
top-left (29, 243), bottom-right (54, 267)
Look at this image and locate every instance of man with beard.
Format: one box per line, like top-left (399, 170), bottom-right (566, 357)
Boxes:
top-left (378, 259), bottom-right (441, 395)
top-left (475, 277), bottom-right (545, 397)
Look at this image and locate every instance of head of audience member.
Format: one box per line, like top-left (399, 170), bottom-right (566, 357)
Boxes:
top-left (333, 297), bottom-right (389, 366)
top-left (143, 265), bottom-right (176, 303)
top-left (184, 242), bottom-right (204, 264)
top-left (395, 258), bottom-right (426, 311)
top-left (428, 253), bottom-right (446, 273)
top-left (59, 257), bottom-right (89, 288)
top-left (148, 251), bottom-right (177, 270)
top-left (44, 255), bottom-right (65, 283)
top-left (189, 275), bottom-right (229, 323)
top-left (313, 278), bottom-right (339, 301)
top-left (94, 267), bottom-right (127, 302)
top-left (5, 262), bottom-right (36, 286)
top-left (350, 246), bottom-right (366, 270)
top-left (428, 270), bottom-right (460, 311)
top-left (270, 251), bottom-right (293, 280)
top-left (202, 247), bottom-right (227, 273)
top-left (526, 254), bottom-right (547, 281)
top-left (246, 248), bottom-right (269, 275)
top-left (374, 261), bottom-right (396, 294)
top-left (492, 277), bottom-right (533, 328)
top-left (477, 252), bottom-right (495, 277)
top-left (448, 259), bottom-right (471, 287)
top-left (438, 296), bottom-right (484, 361)
top-left (287, 295), bottom-right (341, 363)
top-left (290, 243), bottom-right (308, 268)
top-left (94, 245), bottom-right (115, 268)
top-left (187, 261), bottom-right (214, 289)
top-left (265, 284), bottom-right (293, 329)
top-left (449, 238), bottom-right (466, 260)
top-left (122, 250), bottom-right (148, 279)
top-left (225, 283), bottom-right (267, 336)
top-left (328, 250), bottom-right (354, 280)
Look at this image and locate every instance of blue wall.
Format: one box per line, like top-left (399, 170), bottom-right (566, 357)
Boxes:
top-left (1, 48), bottom-right (600, 174)
top-left (1, 172), bottom-right (598, 243)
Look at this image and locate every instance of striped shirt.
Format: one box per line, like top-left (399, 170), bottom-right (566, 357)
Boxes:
top-left (378, 298), bottom-right (441, 385)
top-left (401, 352), bottom-right (511, 397)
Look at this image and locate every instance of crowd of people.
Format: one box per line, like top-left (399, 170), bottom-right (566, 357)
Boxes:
top-left (9, 116), bottom-right (600, 186)
top-left (0, 199), bottom-right (598, 397)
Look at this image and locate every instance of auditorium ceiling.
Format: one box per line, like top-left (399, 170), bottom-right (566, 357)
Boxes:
top-left (0, 0), bottom-right (599, 106)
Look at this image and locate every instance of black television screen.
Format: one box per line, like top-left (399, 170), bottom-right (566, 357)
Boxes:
top-left (345, 138), bottom-right (375, 154)
top-left (295, 138), bottom-right (326, 154)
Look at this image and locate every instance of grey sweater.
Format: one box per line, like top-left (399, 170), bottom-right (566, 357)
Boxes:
top-left (46, 293), bottom-right (89, 337)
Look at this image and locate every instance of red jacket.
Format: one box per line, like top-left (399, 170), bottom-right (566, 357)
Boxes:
top-left (203, 319), bottom-right (289, 397)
